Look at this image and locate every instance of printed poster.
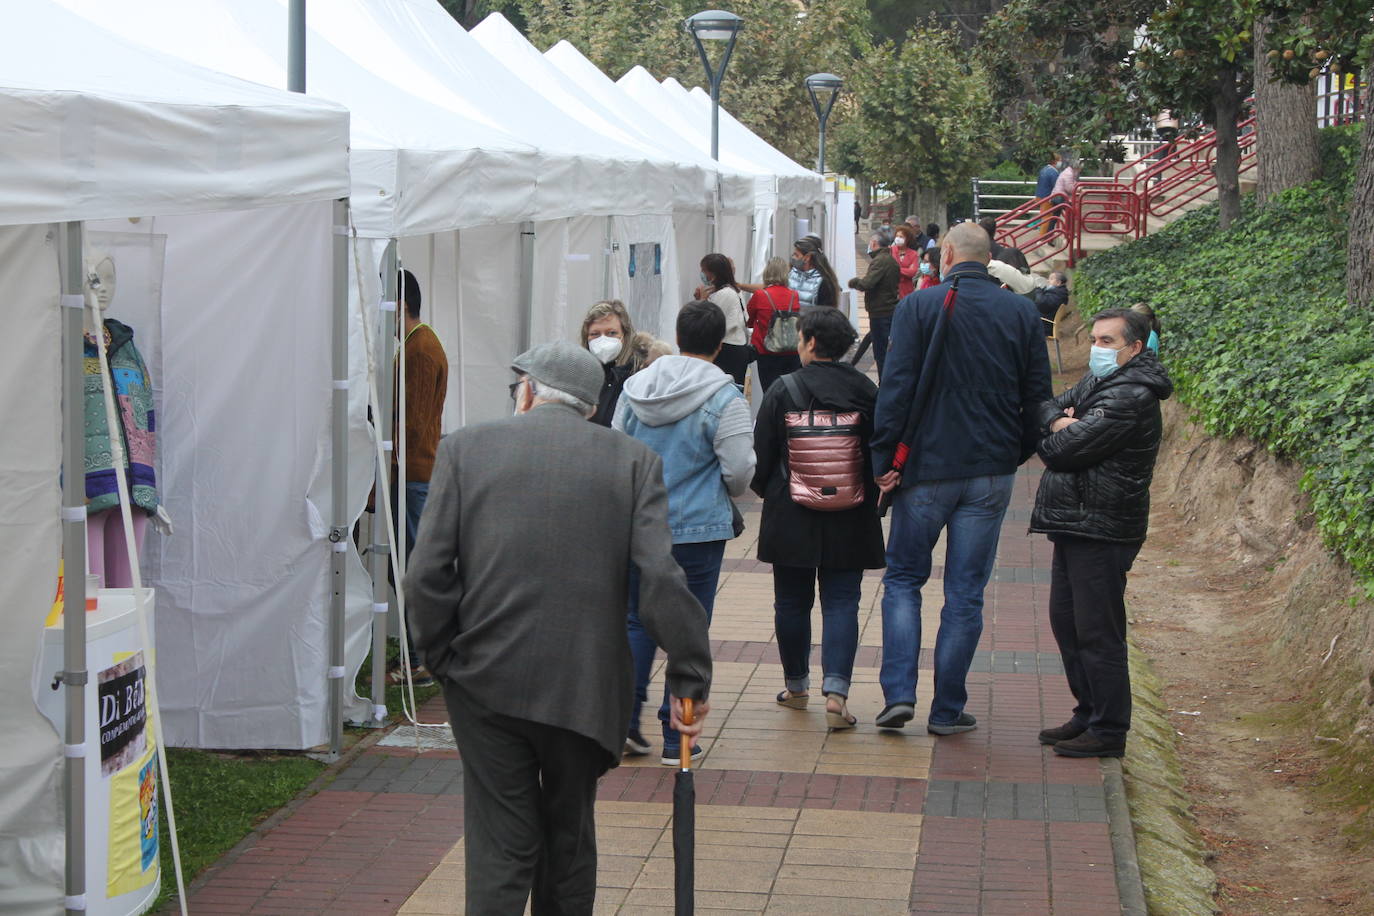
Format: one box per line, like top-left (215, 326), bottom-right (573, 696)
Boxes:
top-left (106, 747), bottom-right (160, 898)
top-left (98, 652), bottom-right (147, 777)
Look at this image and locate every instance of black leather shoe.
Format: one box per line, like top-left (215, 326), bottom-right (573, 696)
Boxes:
top-left (927, 712), bottom-right (977, 735)
top-left (1038, 720), bottom-right (1087, 745)
top-left (1052, 732), bottom-right (1125, 758)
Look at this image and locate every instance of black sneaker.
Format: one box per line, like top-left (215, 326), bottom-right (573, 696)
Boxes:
top-left (1053, 732), bottom-right (1125, 758)
top-left (927, 713), bottom-right (978, 736)
top-left (875, 703), bottom-right (916, 729)
top-left (660, 745), bottom-right (705, 767)
top-left (1038, 720), bottom-right (1087, 746)
top-left (624, 728), bottom-right (651, 757)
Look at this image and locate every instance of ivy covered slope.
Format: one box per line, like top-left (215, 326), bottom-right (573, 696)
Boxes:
top-left (1075, 125), bottom-right (1374, 594)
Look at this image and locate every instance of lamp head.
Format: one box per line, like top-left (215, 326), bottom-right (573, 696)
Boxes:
top-left (805, 73), bottom-right (843, 94)
top-left (684, 9), bottom-right (744, 41)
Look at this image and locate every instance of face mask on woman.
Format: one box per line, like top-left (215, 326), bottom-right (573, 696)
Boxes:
top-left (919, 262), bottom-right (932, 276)
top-left (892, 235), bottom-right (906, 248)
top-left (700, 272), bottom-right (712, 287)
top-left (791, 257), bottom-right (808, 272)
top-left (587, 334), bottom-right (622, 364)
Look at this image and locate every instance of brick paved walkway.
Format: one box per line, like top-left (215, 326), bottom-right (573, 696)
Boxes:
top-left (177, 459), bottom-right (1125, 915)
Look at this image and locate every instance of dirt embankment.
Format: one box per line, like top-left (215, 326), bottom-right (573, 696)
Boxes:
top-left (1129, 400), bottom-right (1374, 913)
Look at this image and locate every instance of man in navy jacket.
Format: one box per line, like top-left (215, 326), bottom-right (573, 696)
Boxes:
top-left (870, 221), bottom-right (1053, 733)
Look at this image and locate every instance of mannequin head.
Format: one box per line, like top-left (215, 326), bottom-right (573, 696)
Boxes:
top-left (85, 254), bottom-right (116, 312)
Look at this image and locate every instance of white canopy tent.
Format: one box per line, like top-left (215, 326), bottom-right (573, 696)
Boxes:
top-left (56, 0), bottom-right (759, 743)
top-left (0, 2), bottom-right (350, 913)
top-left (617, 65), bottom-right (822, 281)
top-left (541, 40), bottom-right (758, 301)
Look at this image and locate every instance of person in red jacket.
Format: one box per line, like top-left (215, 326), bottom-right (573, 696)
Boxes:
top-left (745, 257), bottom-right (802, 392)
top-left (891, 224), bottom-right (923, 300)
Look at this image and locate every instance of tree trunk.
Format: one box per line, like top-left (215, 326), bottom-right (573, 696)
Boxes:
top-left (1212, 70), bottom-right (1243, 230)
top-left (1254, 17), bottom-right (1320, 203)
top-left (857, 178), bottom-right (872, 219)
top-left (1347, 115), bottom-right (1374, 308)
top-left (913, 187), bottom-right (948, 231)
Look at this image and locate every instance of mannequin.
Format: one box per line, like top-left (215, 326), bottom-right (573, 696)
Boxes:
top-left (83, 254), bottom-right (161, 588)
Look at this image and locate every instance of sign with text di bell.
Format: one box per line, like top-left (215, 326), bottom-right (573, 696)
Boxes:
top-left (98, 652), bottom-right (147, 778)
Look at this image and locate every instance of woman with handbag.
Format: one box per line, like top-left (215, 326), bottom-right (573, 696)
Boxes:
top-left (697, 253), bottom-right (752, 387)
top-left (745, 257), bottom-right (802, 392)
top-left (751, 308), bottom-right (886, 730)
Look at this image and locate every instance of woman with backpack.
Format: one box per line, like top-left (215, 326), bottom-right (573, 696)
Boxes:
top-left (745, 257), bottom-right (802, 392)
top-left (751, 308), bottom-right (886, 730)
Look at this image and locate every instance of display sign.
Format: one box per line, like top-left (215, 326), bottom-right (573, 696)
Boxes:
top-left (98, 653), bottom-right (147, 778)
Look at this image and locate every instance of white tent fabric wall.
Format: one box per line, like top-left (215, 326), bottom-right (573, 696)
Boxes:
top-left (84, 205), bottom-right (374, 748)
top-left (0, 225), bottom-right (63, 916)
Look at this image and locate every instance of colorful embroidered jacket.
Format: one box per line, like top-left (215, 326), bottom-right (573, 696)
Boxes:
top-left (85, 319), bottom-right (158, 515)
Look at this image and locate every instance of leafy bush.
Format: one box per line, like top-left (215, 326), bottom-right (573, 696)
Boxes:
top-left (1075, 139), bottom-right (1374, 596)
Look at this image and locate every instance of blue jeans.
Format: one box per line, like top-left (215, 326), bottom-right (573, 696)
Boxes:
top-left (773, 566), bottom-right (863, 697)
top-left (880, 475), bottom-right (1015, 724)
top-left (626, 540), bottom-right (725, 751)
top-left (392, 479), bottom-right (430, 664)
top-left (870, 313), bottom-right (893, 380)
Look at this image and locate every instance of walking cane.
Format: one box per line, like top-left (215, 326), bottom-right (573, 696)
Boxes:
top-left (673, 698), bottom-right (696, 916)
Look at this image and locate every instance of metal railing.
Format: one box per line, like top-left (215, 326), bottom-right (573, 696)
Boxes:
top-left (971, 179), bottom-right (1037, 221)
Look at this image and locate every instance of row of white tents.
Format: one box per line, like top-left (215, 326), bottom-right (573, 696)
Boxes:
top-left (0, 0), bottom-right (848, 911)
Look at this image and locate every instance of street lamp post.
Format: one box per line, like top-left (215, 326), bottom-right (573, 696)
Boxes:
top-left (684, 10), bottom-right (745, 161)
top-left (805, 72), bottom-right (842, 174)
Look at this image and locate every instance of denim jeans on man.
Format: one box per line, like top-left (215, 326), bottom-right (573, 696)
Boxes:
top-left (773, 566), bottom-right (864, 697)
top-left (880, 474), bottom-right (1015, 725)
top-left (391, 478), bottom-right (430, 664)
top-left (626, 540), bottom-right (726, 751)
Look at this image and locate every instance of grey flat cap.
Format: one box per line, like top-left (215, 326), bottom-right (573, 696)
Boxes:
top-left (511, 340), bottom-right (605, 407)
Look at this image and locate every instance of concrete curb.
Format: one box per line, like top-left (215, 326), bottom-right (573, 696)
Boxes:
top-left (1102, 757), bottom-right (1149, 915)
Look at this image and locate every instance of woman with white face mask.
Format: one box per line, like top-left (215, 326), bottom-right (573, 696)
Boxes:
top-left (580, 299), bottom-right (637, 427)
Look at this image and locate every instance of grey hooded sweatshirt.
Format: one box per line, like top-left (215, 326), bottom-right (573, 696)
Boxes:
top-left (613, 355), bottom-right (755, 504)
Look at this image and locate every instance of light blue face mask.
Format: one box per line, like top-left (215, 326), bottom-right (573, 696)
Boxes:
top-left (1089, 345), bottom-right (1122, 379)
top-left (1146, 330), bottom-right (1159, 352)
top-left (700, 272), bottom-right (711, 286)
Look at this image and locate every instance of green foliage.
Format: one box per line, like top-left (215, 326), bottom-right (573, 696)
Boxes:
top-left (516, 0), bottom-right (871, 165)
top-left (833, 21), bottom-right (998, 196)
top-left (1074, 140), bottom-right (1374, 596)
top-left (1319, 123), bottom-right (1363, 191)
top-left (1257, 0), bottom-right (1374, 83)
top-left (153, 749), bottom-right (324, 910)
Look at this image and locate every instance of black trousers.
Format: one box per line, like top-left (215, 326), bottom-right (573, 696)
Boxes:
top-left (443, 683), bottom-right (610, 915)
top-left (715, 342), bottom-right (752, 387)
top-left (754, 351), bottom-right (800, 393)
top-left (1047, 536), bottom-right (1141, 740)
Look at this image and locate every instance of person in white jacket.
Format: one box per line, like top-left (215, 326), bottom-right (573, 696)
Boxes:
top-left (613, 299), bottom-right (754, 763)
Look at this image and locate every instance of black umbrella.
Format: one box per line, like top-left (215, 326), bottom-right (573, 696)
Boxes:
top-left (673, 698), bottom-right (696, 916)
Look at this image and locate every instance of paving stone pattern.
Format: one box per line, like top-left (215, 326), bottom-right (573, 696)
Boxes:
top-left (178, 457), bottom-right (1123, 914)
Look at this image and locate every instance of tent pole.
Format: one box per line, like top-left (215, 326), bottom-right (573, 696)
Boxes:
top-left (518, 222), bottom-right (535, 352)
top-left (58, 221), bottom-right (88, 916)
top-left (370, 241), bottom-right (398, 727)
top-left (603, 216), bottom-right (613, 301)
top-left (287, 0), bottom-right (306, 93)
top-left (327, 199), bottom-right (350, 758)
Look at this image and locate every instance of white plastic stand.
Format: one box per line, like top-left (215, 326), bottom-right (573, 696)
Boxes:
top-left (36, 590), bottom-right (159, 916)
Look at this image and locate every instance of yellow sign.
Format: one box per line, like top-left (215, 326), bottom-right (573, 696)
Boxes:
top-left (106, 748), bottom-right (160, 897)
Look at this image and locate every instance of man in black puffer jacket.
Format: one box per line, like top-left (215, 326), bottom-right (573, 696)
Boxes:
top-left (1030, 308), bottom-right (1173, 758)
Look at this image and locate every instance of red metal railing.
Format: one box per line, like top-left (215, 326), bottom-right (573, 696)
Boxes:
top-left (994, 105), bottom-right (1266, 265)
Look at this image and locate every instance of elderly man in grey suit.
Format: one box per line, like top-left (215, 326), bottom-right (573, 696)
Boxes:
top-left (406, 340), bottom-right (713, 915)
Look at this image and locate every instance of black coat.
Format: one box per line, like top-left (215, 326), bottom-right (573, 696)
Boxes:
top-left (592, 362), bottom-right (633, 427)
top-left (751, 361), bottom-right (886, 569)
top-left (1030, 350), bottom-right (1174, 543)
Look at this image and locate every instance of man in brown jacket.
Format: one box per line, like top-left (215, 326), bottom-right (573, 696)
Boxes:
top-left (848, 228), bottom-right (900, 379)
top-left (406, 341), bottom-right (712, 913)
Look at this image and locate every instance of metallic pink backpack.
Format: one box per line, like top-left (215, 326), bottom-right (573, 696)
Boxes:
top-left (779, 374), bottom-right (865, 511)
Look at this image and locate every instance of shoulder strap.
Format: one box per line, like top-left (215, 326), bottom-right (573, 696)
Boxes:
top-left (780, 372), bottom-right (808, 410)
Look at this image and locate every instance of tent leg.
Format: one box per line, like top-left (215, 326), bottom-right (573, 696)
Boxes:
top-left (58, 221), bottom-right (88, 916)
top-left (603, 216), bottom-right (613, 301)
top-left (368, 240), bottom-right (398, 727)
top-left (327, 199), bottom-right (350, 759)
top-left (518, 222), bottom-right (535, 352)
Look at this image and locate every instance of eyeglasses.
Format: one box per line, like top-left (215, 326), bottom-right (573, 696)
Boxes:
top-left (509, 378), bottom-right (528, 402)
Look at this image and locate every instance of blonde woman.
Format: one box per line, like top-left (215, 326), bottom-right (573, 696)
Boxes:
top-left (579, 299), bottom-right (636, 426)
